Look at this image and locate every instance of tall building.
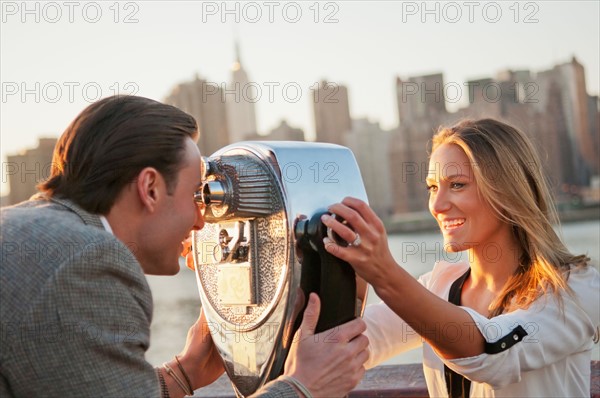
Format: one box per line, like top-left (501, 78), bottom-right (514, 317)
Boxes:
top-left (534, 69), bottom-right (578, 193)
top-left (396, 73), bottom-right (447, 125)
top-left (243, 120), bottom-right (305, 141)
top-left (265, 120), bottom-right (305, 141)
top-left (464, 77), bottom-right (502, 119)
top-left (588, 95), bottom-right (600, 167)
top-left (531, 58), bottom-right (599, 193)
top-left (6, 138), bottom-right (57, 205)
top-left (554, 58), bottom-right (598, 184)
top-left (392, 73), bottom-right (452, 214)
top-left (344, 118), bottom-right (393, 218)
top-left (226, 40), bottom-right (258, 143)
top-left (164, 74), bottom-right (230, 156)
top-left (312, 80), bottom-right (352, 145)
top-left (456, 57), bottom-right (599, 204)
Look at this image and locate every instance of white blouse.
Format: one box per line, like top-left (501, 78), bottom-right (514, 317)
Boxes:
top-left (363, 261), bottom-right (600, 397)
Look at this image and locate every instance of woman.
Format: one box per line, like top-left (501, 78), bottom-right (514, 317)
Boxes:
top-left (322, 119), bottom-right (599, 397)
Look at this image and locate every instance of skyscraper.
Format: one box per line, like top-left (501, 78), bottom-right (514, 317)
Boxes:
top-left (392, 73), bottom-right (451, 214)
top-left (555, 58), bottom-right (598, 184)
top-left (456, 58), bottom-right (599, 203)
top-left (344, 118), bottom-right (393, 218)
top-left (312, 80), bottom-right (352, 145)
top-left (226, 40), bottom-right (258, 143)
top-left (164, 74), bottom-right (230, 156)
top-left (243, 120), bottom-right (305, 141)
top-left (6, 138), bottom-right (56, 205)
top-left (396, 73), bottom-right (447, 124)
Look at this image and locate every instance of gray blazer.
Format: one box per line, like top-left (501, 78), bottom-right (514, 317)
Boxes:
top-left (0, 196), bottom-right (297, 398)
top-left (1, 195), bottom-right (158, 396)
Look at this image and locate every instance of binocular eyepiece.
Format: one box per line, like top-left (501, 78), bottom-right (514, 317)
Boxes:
top-left (195, 180), bottom-right (226, 206)
top-left (194, 156), bottom-right (281, 222)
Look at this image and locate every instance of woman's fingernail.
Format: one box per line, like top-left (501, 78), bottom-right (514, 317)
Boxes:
top-left (321, 214), bottom-right (330, 223)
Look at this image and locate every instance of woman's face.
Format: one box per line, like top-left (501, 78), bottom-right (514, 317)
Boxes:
top-left (426, 143), bottom-right (511, 253)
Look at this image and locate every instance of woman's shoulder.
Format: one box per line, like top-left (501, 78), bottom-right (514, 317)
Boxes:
top-left (567, 264), bottom-right (599, 295)
top-left (567, 263), bottom-right (599, 278)
top-left (566, 265), bottom-right (600, 324)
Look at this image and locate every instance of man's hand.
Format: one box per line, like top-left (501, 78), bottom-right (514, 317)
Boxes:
top-left (283, 293), bottom-right (369, 397)
top-left (175, 309), bottom-right (225, 390)
top-left (181, 236), bottom-right (195, 271)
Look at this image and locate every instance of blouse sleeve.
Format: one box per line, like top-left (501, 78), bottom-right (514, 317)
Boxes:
top-left (362, 271), bottom-right (437, 369)
top-left (363, 301), bottom-right (422, 369)
top-left (444, 266), bottom-right (600, 389)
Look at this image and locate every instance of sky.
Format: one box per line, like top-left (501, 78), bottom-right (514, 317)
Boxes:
top-left (1, 0), bottom-right (599, 195)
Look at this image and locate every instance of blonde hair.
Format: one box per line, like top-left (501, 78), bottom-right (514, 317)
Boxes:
top-left (432, 119), bottom-right (589, 316)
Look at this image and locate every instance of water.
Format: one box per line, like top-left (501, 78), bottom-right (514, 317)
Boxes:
top-left (146, 219), bottom-right (600, 367)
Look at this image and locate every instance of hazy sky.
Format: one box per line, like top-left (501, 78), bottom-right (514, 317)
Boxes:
top-left (1, 1), bottom-right (599, 195)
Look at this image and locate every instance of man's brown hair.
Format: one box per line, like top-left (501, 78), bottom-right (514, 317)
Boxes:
top-left (40, 95), bottom-right (198, 214)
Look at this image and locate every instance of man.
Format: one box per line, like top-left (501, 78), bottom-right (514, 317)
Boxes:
top-left (0, 96), bottom-right (369, 397)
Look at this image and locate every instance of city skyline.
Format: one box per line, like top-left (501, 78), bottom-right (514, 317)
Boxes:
top-left (4, 55), bottom-right (597, 212)
top-left (2, 1), bottom-right (599, 195)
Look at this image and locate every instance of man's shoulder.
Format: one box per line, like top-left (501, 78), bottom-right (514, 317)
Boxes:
top-left (1, 198), bottom-right (148, 326)
top-left (2, 197), bottom-right (105, 240)
top-left (1, 197), bottom-right (140, 276)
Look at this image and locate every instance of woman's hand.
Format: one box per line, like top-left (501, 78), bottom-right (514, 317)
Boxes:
top-left (321, 197), bottom-right (397, 290)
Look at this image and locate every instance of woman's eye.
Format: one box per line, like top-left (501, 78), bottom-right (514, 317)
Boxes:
top-left (451, 182), bottom-right (465, 189)
top-left (426, 185), bottom-right (438, 193)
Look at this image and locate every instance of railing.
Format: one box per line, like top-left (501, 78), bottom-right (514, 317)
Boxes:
top-left (196, 361), bottom-right (600, 397)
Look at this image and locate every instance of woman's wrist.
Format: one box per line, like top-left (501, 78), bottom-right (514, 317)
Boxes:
top-left (372, 260), bottom-right (405, 300)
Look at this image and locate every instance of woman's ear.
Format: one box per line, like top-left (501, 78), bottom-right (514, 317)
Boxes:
top-left (136, 167), bottom-right (162, 212)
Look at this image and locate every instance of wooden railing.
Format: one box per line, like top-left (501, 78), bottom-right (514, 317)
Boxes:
top-left (196, 361), bottom-right (600, 397)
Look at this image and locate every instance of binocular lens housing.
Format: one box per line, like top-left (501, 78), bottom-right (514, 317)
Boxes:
top-left (201, 180), bottom-right (226, 206)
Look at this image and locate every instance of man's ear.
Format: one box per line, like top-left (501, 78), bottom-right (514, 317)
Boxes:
top-left (136, 167), bottom-right (163, 212)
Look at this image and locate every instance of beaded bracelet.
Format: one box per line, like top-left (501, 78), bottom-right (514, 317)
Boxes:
top-left (156, 368), bottom-right (170, 398)
top-left (280, 375), bottom-right (313, 398)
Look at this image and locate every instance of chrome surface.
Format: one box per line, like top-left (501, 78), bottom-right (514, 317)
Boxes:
top-left (192, 141), bottom-right (369, 397)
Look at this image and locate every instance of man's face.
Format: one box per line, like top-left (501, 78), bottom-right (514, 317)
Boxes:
top-left (142, 137), bottom-right (205, 275)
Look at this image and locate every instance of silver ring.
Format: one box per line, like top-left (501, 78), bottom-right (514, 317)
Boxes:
top-left (349, 233), bottom-right (361, 247)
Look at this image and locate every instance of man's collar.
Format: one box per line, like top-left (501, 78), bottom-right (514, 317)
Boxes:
top-left (99, 215), bottom-right (114, 234)
top-left (34, 193), bottom-right (106, 231)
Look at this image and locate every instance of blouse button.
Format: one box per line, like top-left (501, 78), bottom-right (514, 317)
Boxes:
top-left (501, 342), bottom-right (506, 349)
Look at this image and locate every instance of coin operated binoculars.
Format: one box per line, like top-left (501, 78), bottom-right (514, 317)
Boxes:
top-left (190, 142), bottom-right (369, 397)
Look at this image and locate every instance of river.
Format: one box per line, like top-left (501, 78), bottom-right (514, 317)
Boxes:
top-left (146, 219), bottom-right (600, 367)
